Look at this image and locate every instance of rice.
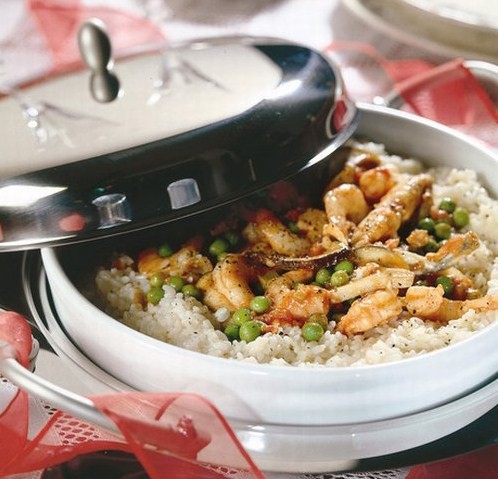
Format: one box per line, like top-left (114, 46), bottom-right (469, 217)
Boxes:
top-left (94, 141), bottom-right (498, 367)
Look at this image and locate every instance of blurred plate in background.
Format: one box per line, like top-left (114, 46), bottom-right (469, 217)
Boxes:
top-left (404, 0), bottom-right (498, 31)
top-left (343, 0), bottom-right (498, 62)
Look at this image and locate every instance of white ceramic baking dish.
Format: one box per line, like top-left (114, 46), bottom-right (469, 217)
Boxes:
top-left (40, 102), bottom-right (498, 428)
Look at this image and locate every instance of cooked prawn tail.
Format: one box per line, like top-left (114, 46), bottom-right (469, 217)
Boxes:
top-left (329, 268), bottom-right (415, 303)
top-left (405, 285), bottom-right (498, 322)
top-left (351, 174), bottom-right (433, 246)
top-left (425, 232), bottom-right (480, 270)
top-left (337, 288), bottom-right (403, 335)
top-left (323, 184), bottom-right (370, 244)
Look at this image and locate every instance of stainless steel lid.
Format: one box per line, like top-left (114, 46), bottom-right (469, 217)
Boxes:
top-left (0, 35), bottom-right (358, 251)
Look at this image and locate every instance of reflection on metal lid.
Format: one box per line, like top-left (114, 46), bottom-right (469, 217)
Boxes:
top-left (0, 43), bottom-right (282, 179)
top-left (167, 179), bottom-right (201, 210)
top-left (0, 185), bottom-right (66, 208)
top-left (0, 38), bottom-right (359, 251)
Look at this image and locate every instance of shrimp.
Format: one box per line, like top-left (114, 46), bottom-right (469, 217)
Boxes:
top-left (384, 174), bottom-right (434, 222)
top-left (323, 184), bottom-right (370, 244)
top-left (438, 267), bottom-right (475, 300)
top-left (208, 254), bottom-right (259, 310)
top-left (296, 208), bottom-right (328, 243)
top-left (329, 268), bottom-right (415, 303)
top-left (138, 238), bottom-right (212, 282)
top-left (325, 163), bottom-right (356, 190)
top-left (358, 166), bottom-right (395, 203)
top-left (426, 231), bottom-right (479, 266)
top-left (357, 232), bottom-right (481, 275)
top-left (352, 174), bottom-right (433, 246)
top-left (263, 267), bottom-right (414, 323)
top-left (243, 209), bottom-right (310, 256)
top-left (264, 269), bottom-right (329, 322)
top-left (406, 229), bottom-right (431, 249)
top-left (418, 188), bottom-right (434, 220)
top-left (337, 289), bottom-right (403, 335)
top-left (352, 245), bottom-right (411, 270)
top-left (325, 149), bottom-right (381, 190)
top-left (405, 285), bottom-right (498, 322)
top-left (196, 273), bottom-right (234, 311)
top-left (351, 205), bottom-right (402, 247)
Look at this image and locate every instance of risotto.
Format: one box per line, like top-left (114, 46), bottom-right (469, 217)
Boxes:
top-left (94, 141), bottom-right (498, 367)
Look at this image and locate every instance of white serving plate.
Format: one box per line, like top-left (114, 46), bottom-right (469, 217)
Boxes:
top-left (343, 0), bottom-right (498, 62)
top-left (41, 103), bottom-right (498, 429)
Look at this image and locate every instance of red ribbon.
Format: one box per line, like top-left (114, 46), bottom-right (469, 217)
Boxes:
top-left (0, 311), bottom-right (264, 478)
top-left (27, 0), bottom-right (166, 75)
top-left (325, 42), bottom-right (498, 146)
top-left (0, 311), bottom-right (32, 368)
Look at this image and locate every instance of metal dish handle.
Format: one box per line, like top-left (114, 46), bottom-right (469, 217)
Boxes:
top-left (380, 59), bottom-right (498, 109)
top-left (0, 320), bottom-right (117, 434)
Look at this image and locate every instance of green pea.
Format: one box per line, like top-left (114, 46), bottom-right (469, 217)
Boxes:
top-left (232, 308), bottom-right (252, 326)
top-left (288, 221), bottom-right (300, 234)
top-left (435, 276), bottom-right (454, 296)
top-left (436, 217), bottom-right (452, 225)
top-left (439, 198), bottom-right (456, 213)
top-left (182, 284), bottom-right (201, 299)
top-left (418, 217), bottom-right (436, 234)
top-left (158, 243), bottom-right (173, 258)
top-left (308, 313), bottom-right (328, 330)
top-left (434, 222), bottom-right (452, 240)
top-left (149, 272), bottom-right (164, 288)
top-left (217, 252), bottom-right (228, 262)
top-left (239, 320), bottom-right (262, 342)
top-left (166, 275), bottom-right (184, 292)
top-left (302, 322), bottom-right (324, 342)
top-left (334, 260), bottom-right (354, 275)
top-left (224, 324), bottom-right (240, 342)
top-left (147, 287), bottom-right (164, 305)
top-left (330, 270), bottom-right (350, 287)
top-left (453, 207), bottom-right (469, 228)
top-left (315, 268), bottom-right (332, 286)
top-left (423, 238), bottom-right (440, 253)
top-left (250, 295), bottom-right (270, 313)
top-left (224, 231), bottom-right (240, 247)
top-left (209, 238), bottom-right (229, 257)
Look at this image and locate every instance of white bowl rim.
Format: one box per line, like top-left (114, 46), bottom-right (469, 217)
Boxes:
top-left (357, 101), bottom-right (498, 156)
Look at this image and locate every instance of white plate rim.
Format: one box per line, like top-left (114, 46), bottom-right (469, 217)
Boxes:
top-left (342, 0), bottom-right (498, 62)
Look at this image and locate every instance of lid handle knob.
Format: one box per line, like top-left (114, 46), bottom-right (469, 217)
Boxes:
top-left (78, 19), bottom-right (121, 103)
